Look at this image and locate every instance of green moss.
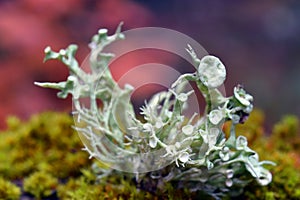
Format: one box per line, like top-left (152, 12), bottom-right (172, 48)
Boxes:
top-left (0, 111), bottom-right (299, 199)
top-left (57, 169), bottom-right (155, 200)
top-left (23, 171), bottom-right (58, 199)
top-left (271, 115), bottom-right (300, 152)
top-left (0, 177), bottom-right (21, 200)
top-left (0, 112), bottom-right (91, 179)
top-left (234, 113), bottom-right (300, 200)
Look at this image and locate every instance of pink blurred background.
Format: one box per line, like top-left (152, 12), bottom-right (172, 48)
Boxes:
top-left (0, 0), bottom-right (299, 129)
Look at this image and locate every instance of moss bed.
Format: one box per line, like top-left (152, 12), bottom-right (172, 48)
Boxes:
top-left (0, 110), bottom-right (299, 199)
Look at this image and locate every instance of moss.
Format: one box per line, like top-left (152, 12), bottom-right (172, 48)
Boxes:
top-left (23, 171), bottom-right (58, 199)
top-left (271, 115), bottom-right (300, 153)
top-left (233, 113), bottom-right (300, 200)
top-left (0, 112), bottom-right (91, 179)
top-left (0, 111), bottom-right (299, 199)
top-left (57, 169), bottom-right (155, 200)
top-left (0, 177), bottom-right (21, 200)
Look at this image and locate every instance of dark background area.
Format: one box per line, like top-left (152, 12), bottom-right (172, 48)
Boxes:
top-left (0, 0), bottom-right (299, 130)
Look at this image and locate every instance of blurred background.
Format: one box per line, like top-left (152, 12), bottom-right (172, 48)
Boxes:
top-left (0, 0), bottom-right (299, 130)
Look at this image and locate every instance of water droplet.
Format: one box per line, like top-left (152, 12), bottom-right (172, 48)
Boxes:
top-left (179, 152), bottom-right (189, 163)
top-left (182, 124), bottom-right (194, 135)
top-left (225, 179), bottom-right (233, 187)
top-left (198, 55), bottom-right (226, 88)
top-left (149, 137), bottom-right (157, 148)
top-left (209, 109), bottom-right (223, 125)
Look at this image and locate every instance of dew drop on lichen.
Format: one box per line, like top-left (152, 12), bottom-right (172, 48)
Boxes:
top-left (198, 55), bottom-right (226, 88)
top-left (179, 152), bottom-right (190, 163)
top-left (149, 137), bottom-right (157, 148)
top-left (225, 179), bottom-right (233, 187)
top-left (182, 124), bottom-right (194, 135)
top-left (209, 109), bottom-right (223, 125)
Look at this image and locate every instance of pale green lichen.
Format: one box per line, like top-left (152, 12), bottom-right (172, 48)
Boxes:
top-left (35, 23), bottom-right (275, 199)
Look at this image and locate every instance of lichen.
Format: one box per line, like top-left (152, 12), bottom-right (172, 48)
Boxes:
top-left (35, 24), bottom-right (276, 198)
top-left (225, 113), bottom-right (300, 200)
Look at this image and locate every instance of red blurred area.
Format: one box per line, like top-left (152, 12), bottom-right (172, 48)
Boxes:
top-left (0, 0), bottom-right (299, 129)
top-left (0, 0), bottom-right (153, 129)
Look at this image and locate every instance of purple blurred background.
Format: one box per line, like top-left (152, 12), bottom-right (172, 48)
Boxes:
top-left (0, 0), bottom-right (299, 129)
